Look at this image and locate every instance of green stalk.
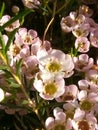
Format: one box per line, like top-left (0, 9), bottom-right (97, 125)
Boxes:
top-left (42, 0), bottom-right (57, 44)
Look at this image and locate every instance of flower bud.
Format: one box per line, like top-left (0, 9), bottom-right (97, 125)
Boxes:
top-left (12, 5), bottom-right (20, 14)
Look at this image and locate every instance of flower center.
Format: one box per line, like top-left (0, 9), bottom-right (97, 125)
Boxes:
top-left (75, 16), bottom-right (84, 24)
top-left (61, 94), bottom-right (74, 101)
top-left (80, 100), bottom-right (92, 111)
top-left (64, 19), bottom-right (72, 27)
top-left (12, 45), bottom-right (21, 56)
top-left (77, 61), bottom-right (87, 69)
top-left (8, 24), bottom-right (14, 29)
top-left (75, 29), bottom-right (82, 36)
top-left (54, 124), bottom-right (65, 130)
top-left (46, 61), bottom-right (61, 73)
top-left (90, 75), bottom-right (98, 85)
top-left (44, 82), bottom-right (57, 95)
top-left (75, 29), bottom-right (86, 37)
top-left (78, 42), bottom-right (86, 50)
top-left (24, 36), bottom-right (32, 44)
top-left (66, 111), bottom-right (74, 119)
top-left (78, 120), bottom-right (89, 130)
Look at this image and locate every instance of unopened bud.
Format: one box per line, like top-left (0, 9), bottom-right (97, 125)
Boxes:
top-left (12, 5), bottom-right (20, 14)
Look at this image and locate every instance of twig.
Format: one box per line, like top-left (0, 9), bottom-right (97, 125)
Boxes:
top-left (42, 0), bottom-right (57, 44)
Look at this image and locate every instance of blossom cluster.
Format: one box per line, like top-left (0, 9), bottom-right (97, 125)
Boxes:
top-left (44, 5), bottom-right (98, 130)
top-left (0, 1), bottom-right (98, 130)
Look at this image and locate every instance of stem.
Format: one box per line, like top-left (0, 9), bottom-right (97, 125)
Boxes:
top-left (42, 0), bottom-right (57, 44)
top-left (42, 17), bottom-right (54, 43)
top-left (15, 114), bottom-right (27, 130)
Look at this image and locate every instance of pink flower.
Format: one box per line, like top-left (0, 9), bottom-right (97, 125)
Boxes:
top-left (63, 101), bottom-right (79, 120)
top-left (0, 15), bottom-right (10, 25)
top-left (72, 108), bottom-right (98, 130)
top-left (0, 15), bottom-right (20, 32)
top-left (85, 69), bottom-right (98, 88)
top-left (78, 90), bottom-right (98, 111)
top-left (15, 28), bottom-right (38, 45)
top-left (73, 54), bottom-right (94, 72)
top-left (31, 39), bottom-right (51, 55)
top-left (43, 40), bottom-right (52, 51)
top-left (72, 24), bottom-right (90, 38)
top-left (31, 37), bottom-right (42, 55)
top-left (22, 0), bottom-right (40, 9)
top-left (60, 16), bottom-right (75, 33)
top-left (22, 55), bottom-right (39, 78)
top-left (85, 18), bottom-right (98, 28)
top-left (19, 45), bottom-right (30, 58)
top-left (79, 5), bottom-right (93, 17)
top-left (10, 44), bottom-right (30, 58)
top-left (90, 28), bottom-right (98, 48)
top-left (9, 44), bottom-right (30, 67)
top-left (70, 13), bottom-right (86, 25)
top-left (63, 101), bottom-right (79, 113)
top-left (78, 79), bottom-right (90, 90)
top-left (56, 84), bottom-right (78, 102)
top-left (75, 37), bottom-right (90, 53)
top-left (45, 107), bottom-right (72, 130)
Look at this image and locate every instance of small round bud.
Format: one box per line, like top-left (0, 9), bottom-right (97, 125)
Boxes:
top-left (12, 5), bottom-right (20, 14)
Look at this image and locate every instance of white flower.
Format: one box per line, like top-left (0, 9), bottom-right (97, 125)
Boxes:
top-left (73, 54), bottom-right (94, 72)
top-left (37, 49), bottom-right (74, 79)
top-left (0, 88), bottom-right (4, 102)
top-left (33, 75), bottom-right (65, 100)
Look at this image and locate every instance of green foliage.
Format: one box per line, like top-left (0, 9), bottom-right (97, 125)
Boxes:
top-left (0, 32), bottom-right (5, 53)
top-left (16, 58), bottom-right (23, 77)
top-left (0, 2), bottom-right (5, 19)
top-left (5, 28), bottom-right (18, 53)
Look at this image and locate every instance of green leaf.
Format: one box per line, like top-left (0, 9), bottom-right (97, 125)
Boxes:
top-left (10, 82), bottom-right (20, 88)
top-left (6, 78), bottom-right (20, 88)
top-left (0, 65), bottom-right (8, 71)
top-left (0, 65), bottom-right (13, 77)
top-left (22, 100), bottom-right (29, 105)
top-left (5, 28), bottom-right (18, 53)
top-left (0, 32), bottom-right (5, 53)
top-left (0, 2), bottom-right (5, 19)
top-left (16, 58), bottom-right (23, 76)
top-left (0, 8), bottom-right (33, 32)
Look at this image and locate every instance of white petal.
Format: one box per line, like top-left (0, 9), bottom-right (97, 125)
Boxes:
top-left (45, 117), bottom-right (55, 130)
top-left (0, 88), bottom-right (4, 102)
